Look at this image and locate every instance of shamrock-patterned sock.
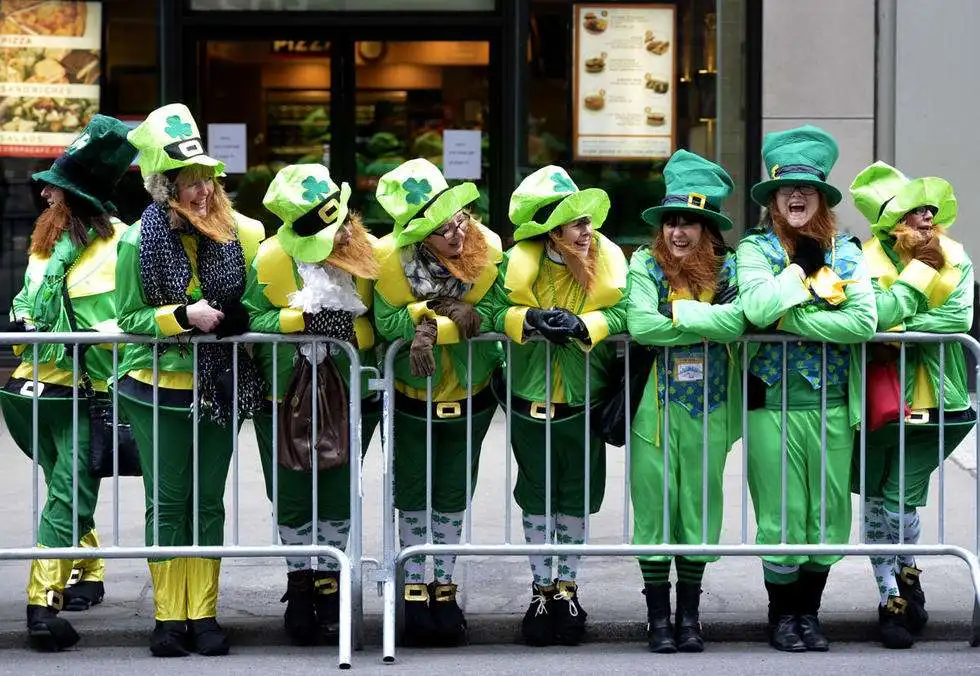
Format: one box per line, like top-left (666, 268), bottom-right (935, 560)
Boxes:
top-left (555, 513), bottom-right (586, 583)
top-left (895, 509), bottom-right (921, 569)
top-left (279, 522), bottom-right (313, 572)
top-left (316, 519), bottom-right (350, 572)
top-left (431, 510), bottom-right (464, 584)
top-left (865, 498), bottom-right (899, 605)
top-left (399, 510), bottom-right (428, 584)
top-left (522, 512), bottom-right (554, 587)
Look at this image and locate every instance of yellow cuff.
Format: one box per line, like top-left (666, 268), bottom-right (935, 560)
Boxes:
top-left (279, 308), bottom-right (305, 333)
top-left (898, 259), bottom-right (940, 296)
top-left (155, 305), bottom-right (189, 337)
top-left (776, 313), bottom-right (788, 331)
top-left (808, 267), bottom-right (852, 306)
top-left (354, 316), bottom-right (375, 350)
top-left (505, 306), bottom-right (530, 344)
top-left (579, 310), bottom-right (609, 347)
top-left (407, 301), bottom-right (436, 324)
top-left (434, 315), bottom-right (460, 345)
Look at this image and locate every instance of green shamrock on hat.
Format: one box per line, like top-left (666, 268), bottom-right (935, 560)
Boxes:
top-left (551, 172), bottom-right (576, 193)
top-left (301, 175), bottom-right (330, 203)
top-left (164, 115), bottom-right (193, 139)
top-left (402, 177), bottom-right (432, 205)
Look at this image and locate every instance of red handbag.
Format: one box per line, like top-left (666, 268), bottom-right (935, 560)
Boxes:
top-left (866, 361), bottom-right (912, 432)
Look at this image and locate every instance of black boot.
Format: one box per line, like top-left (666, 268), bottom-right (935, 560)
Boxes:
top-left (643, 583), bottom-right (676, 654)
top-left (63, 581), bottom-right (105, 612)
top-left (896, 566), bottom-right (928, 634)
top-left (765, 581), bottom-right (805, 652)
top-left (521, 583), bottom-right (555, 647)
top-left (674, 582), bottom-right (704, 653)
top-left (402, 583), bottom-right (438, 647)
top-left (879, 596), bottom-right (914, 649)
top-left (551, 581), bottom-right (588, 646)
top-left (314, 571), bottom-right (341, 645)
top-left (188, 617), bottom-right (229, 656)
top-left (150, 620), bottom-right (190, 658)
top-left (26, 604), bottom-right (79, 652)
top-left (281, 570), bottom-right (318, 646)
top-left (428, 582), bottom-right (468, 647)
top-left (796, 569), bottom-right (829, 651)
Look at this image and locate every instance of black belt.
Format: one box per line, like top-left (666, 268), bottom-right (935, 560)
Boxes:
top-left (506, 395), bottom-right (587, 421)
top-left (393, 387), bottom-right (495, 421)
top-left (116, 375), bottom-right (195, 408)
top-left (905, 407), bottom-right (976, 425)
top-left (3, 378), bottom-right (75, 400)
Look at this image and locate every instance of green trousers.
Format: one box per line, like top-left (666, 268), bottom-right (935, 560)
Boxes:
top-left (511, 412), bottom-right (606, 517)
top-left (747, 406), bottom-right (852, 567)
top-left (631, 401), bottom-right (729, 562)
top-left (254, 408), bottom-right (381, 526)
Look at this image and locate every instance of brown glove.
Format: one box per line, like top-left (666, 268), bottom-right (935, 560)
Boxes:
top-left (427, 297), bottom-right (482, 339)
top-left (914, 236), bottom-right (945, 270)
top-left (409, 318), bottom-right (438, 378)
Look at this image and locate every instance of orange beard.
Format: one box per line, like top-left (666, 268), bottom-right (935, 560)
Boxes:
top-left (326, 213), bottom-right (380, 279)
top-left (653, 230), bottom-right (721, 300)
top-left (428, 217), bottom-right (491, 284)
top-left (169, 180), bottom-right (237, 244)
top-left (890, 222), bottom-right (934, 265)
top-left (548, 231), bottom-right (598, 293)
top-left (769, 198), bottom-right (837, 256)
top-left (30, 201), bottom-right (112, 256)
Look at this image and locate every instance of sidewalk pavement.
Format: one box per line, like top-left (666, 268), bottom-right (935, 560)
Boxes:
top-left (0, 412), bottom-right (977, 651)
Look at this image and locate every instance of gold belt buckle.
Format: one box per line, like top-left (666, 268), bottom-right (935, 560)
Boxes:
top-left (906, 409), bottom-right (930, 425)
top-left (436, 402), bottom-right (462, 419)
top-left (530, 401), bottom-right (555, 420)
top-left (46, 589), bottom-right (64, 611)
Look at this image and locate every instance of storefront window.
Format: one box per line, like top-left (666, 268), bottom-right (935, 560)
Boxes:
top-left (189, 0), bottom-right (495, 11)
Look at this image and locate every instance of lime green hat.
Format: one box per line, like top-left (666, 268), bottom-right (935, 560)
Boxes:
top-left (508, 165), bottom-right (610, 241)
top-left (751, 125), bottom-right (842, 207)
top-left (640, 150), bottom-right (735, 231)
top-left (128, 103), bottom-right (224, 180)
top-left (375, 158), bottom-right (479, 248)
top-left (850, 160), bottom-right (956, 237)
top-left (263, 163), bottom-right (352, 264)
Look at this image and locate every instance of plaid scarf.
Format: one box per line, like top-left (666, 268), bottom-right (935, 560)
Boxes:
top-left (401, 243), bottom-right (471, 300)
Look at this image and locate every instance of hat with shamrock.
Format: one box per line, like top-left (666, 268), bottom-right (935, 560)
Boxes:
top-left (750, 124), bottom-right (843, 207)
top-left (127, 103), bottom-right (224, 180)
top-left (849, 160), bottom-right (956, 237)
top-left (32, 114), bottom-right (137, 214)
top-left (508, 165), bottom-right (610, 241)
top-left (263, 163), bottom-right (351, 263)
top-left (640, 150), bottom-right (735, 231)
top-left (375, 158), bottom-right (479, 247)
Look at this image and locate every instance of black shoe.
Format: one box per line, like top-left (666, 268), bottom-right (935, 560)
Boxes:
top-left (402, 584), bottom-right (438, 647)
top-left (26, 604), bottom-right (79, 652)
top-left (150, 620), bottom-right (189, 658)
top-left (551, 581), bottom-right (587, 647)
top-left (314, 571), bottom-right (341, 645)
top-left (674, 581), bottom-right (704, 653)
top-left (896, 566), bottom-right (928, 634)
top-left (797, 615), bottom-right (829, 652)
top-left (188, 617), bottom-right (229, 656)
top-left (796, 569), bottom-right (830, 651)
top-left (63, 580), bottom-right (105, 612)
top-left (879, 597), bottom-right (914, 649)
top-left (281, 570), bottom-right (318, 647)
top-left (521, 583), bottom-right (555, 647)
top-left (765, 582), bottom-right (805, 652)
top-left (428, 582), bottom-right (468, 647)
top-left (643, 583), bottom-right (676, 654)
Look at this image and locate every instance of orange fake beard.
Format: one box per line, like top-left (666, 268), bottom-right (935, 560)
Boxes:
top-left (547, 230), bottom-right (598, 293)
top-left (653, 229), bottom-right (721, 300)
top-left (30, 200), bottom-right (112, 256)
top-left (769, 197), bottom-right (837, 256)
top-left (326, 212), bottom-right (380, 279)
top-left (890, 222), bottom-right (935, 265)
top-left (426, 216), bottom-right (491, 284)
top-left (169, 179), bottom-right (237, 244)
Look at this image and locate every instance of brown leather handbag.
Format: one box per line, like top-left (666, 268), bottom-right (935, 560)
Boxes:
top-left (277, 355), bottom-right (349, 472)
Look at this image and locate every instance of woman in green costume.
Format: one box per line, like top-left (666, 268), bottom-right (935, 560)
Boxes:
top-left (627, 150), bottom-right (745, 654)
top-left (849, 162), bottom-right (976, 649)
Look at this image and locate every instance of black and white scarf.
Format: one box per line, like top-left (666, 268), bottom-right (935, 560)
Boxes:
top-left (401, 243), bottom-right (471, 300)
top-left (138, 201), bottom-right (265, 426)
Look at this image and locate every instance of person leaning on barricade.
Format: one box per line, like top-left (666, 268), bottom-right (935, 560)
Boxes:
top-left (114, 104), bottom-right (266, 658)
top-left (487, 166), bottom-right (628, 648)
top-left (626, 150), bottom-right (745, 654)
top-left (373, 158), bottom-right (503, 647)
top-left (242, 163), bottom-right (381, 647)
top-left (849, 162), bottom-right (976, 649)
top-left (737, 125), bottom-right (877, 653)
top-left (0, 116), bottom-right (136, 652)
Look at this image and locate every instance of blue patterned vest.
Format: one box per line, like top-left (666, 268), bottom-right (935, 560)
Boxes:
top-left (645, 252), bottom-right (735, 417)
top-left (747, 230), bottom-right (858, 389)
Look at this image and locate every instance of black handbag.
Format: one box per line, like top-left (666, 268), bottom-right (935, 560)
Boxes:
top-left (593, 343), bottom-right (657, 447)
top-left (62, 283), bottom-right (142, 478)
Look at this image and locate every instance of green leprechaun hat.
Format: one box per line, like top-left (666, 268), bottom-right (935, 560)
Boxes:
top-left (640, 149), bottom-right (735, 231)
top-left (127, 103), bottom-right (224, 180)
top-left (751, 124), bottom-right (843, 207)
top-left (263, 163), bottom-right (352, 264)
top-left (508, 165), bottom-right (610, 241)
top-left (375, 158), bottom-right (479, 248)
top-left (849, 160), bottom-right (956, 237)
top-left (32, 114), bottom-right (137, 214)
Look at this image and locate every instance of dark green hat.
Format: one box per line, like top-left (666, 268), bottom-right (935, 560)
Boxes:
top-left (641, 150), bottom-right (735, 231)
top-left (32, 114), bottom-right (137, 214)
top-left (750, 125), bottom-right (843, 207)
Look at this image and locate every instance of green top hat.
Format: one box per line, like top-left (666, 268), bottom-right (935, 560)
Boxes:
top-left (375, 158), bottom-right (479, 248)
top-left (508, 165), bottom-right (610, 241)
top-left (849, 160), bottom-right (956, 237)
top-left (640, 150), bottom-right (735, 231)
top-left (263, 163), bottom-right (352, 264)
top-left (32, 114), bottom-right (137, 214)
top-left (751, 125), bottom-right (842, 207)
top-left (128, 103), bottom-right (224, 180)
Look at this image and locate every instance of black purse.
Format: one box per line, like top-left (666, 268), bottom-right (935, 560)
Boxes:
top-left (61, 283), bottom-right (142, 478)
top-left (593, 342), bottom-right (657, 447)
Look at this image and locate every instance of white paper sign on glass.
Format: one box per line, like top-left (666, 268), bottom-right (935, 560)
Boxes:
top-left (207, 123), bottom-right (248, 174)
top-left (442, 129), bottom-right (482, 180)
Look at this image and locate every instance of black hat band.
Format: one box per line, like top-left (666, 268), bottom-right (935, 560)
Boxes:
top-left (51, 154), bottom-right (116, 205)
top-left (163, 136), bottom-right (206, 162)
top-left (660, 193), bottom-right (720, 212)
top-left (773, 163), bottom-right (825, 181)
top-left (532, 197), bottom-right (565, 225)
top-left (292, 190), bottom-right (342, 237)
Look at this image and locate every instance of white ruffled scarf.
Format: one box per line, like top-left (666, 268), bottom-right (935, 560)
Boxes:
top-left (288, 262), bottom-right (366, 363)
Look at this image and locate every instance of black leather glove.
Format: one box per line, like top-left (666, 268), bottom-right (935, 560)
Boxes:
top-left (713, 280), bottom-right (738, 305)
top-left (658, 302), bottom-right (673, 320)
top-left (791, 236), bottom-right (825, 277)
top-left (524, 308), bottom-right (551, 336)
top-left (543, 308), bottom-right (590, 344)
top-left (9, 320), bottom-right (30, 333)
top-left (215, 301), bottom-right (251, 339)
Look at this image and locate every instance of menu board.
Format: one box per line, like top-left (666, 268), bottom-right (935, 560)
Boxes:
top-left (0, 1), bottom-right (101, 157)
top-left (572, 3), bottom-right (676, 161)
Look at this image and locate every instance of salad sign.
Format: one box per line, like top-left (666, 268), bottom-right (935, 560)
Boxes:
top-left (0, 1), bottom-right (102, 157)
top-left (572, 3), bottom-right (676, 161)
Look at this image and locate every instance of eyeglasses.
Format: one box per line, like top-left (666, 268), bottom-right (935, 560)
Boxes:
top-left (435, 212), bottom-right (469, 239)
top-left (776, 185), bottom-right (817, 196)
top-left (908, 206), bottom-right (935, 217)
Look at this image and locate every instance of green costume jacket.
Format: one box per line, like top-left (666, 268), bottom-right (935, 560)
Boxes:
top-left (863, 235), bottom-right (973, 412)
top-left (487, 234), bottom-right (628, 405)
top-left (372, 224), bottom-right (503, 402)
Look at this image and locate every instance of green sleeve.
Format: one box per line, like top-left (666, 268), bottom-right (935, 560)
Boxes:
top-left (242, 259), bottom-right (286, 334)
top-left (905, 260), bottom-right (974, 334)
top-left (596, 276), bottom-right (628, 337)
top-left (9, 267), bottom-right (34, 324)
top-left (115, 227), bottom-right (188, 338)
top-left (778, 258), bottom-right (878, 343)
top-left (625, 251), bottom-right (702, 347)
top-left (373, 289), bottom-right (418, 343)
top-left (735, 237), bottom-right (812, 329)
top-left (672, 297), bottom-right (747, 343)
top-left (872, 276), bottom-right (922, 330)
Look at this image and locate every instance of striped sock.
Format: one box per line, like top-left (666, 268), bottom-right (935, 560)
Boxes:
top-left (676, 558), bottom-right (706, 585)
top-left (639, 559), bottom-right (671, 585)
